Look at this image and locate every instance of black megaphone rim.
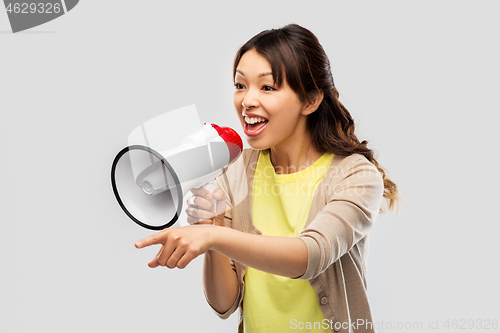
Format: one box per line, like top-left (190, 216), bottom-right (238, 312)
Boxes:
top-left (110, 145), bottom-right (182, 230)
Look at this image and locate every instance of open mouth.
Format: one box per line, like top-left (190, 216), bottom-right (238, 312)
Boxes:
top-left (243, 115), bottom-right (269, 137)
top-left (244, 116), bottom-right (269, 132)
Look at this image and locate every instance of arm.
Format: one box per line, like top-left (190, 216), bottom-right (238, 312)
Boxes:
top-left (135, 155), bottom-right (382, 277)
top-left (210, 227), bottom-right (308, 278)
top-left (200, 176), bottom-right (243, 317)
top-left (296, 155), bottom-right (384, 280)
top-left (203, 249), bottom-right (240, 316)
top-left (135, 225), bottom-right (308, 276)
top-left (134, 224), bottom-right (308, 318)
top-left (135, 154), bottom-right (382, 309)
top-left (206, 154), bottom-right (383, 280)
top-left (135, 154), bottom-right (383, 278)
top-left (161, 171), bottom-right (309, 278)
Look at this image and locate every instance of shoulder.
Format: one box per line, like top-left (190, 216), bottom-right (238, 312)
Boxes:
top-left (328, 153), bottom-right (381, 180)
top-left (323, 153), bottom-right (384, 199)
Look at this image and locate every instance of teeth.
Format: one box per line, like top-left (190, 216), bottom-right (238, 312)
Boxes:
top-left (245, 117), bottom-right (268, 124)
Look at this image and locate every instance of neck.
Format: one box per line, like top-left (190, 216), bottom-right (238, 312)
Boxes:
top-left (268, 122), bottom-right (323, 175)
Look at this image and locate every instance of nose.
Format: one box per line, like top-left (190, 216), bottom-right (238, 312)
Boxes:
top-left (241, 88), bottom-right (260, 110)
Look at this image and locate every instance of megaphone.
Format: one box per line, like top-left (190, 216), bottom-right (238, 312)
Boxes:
top-left (111, 119), bottom-right (243, 230)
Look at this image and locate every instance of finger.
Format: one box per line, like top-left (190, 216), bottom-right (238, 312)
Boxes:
top-left (186, 195), bottom-right (215, 212)
top-left (149, 258), bottom-right (159, 268)
top-left (189, 187), bottom-right (214, 200)
top-left (135, 230), bottom-right (168, 249)
top-left (185, 206), bottom-right (216, 220)
top-left (157, 235), bottom-right (178, 267)
top-left (212, 188), bottom-right (226, 202)
top-left (165, 246), bottom-right (187, 269)
top-left (176, 250), bottom-right (199, 269)
top-left (187, 216), bottom-right (214, 225)
top-left (148, 246), bottom-right (164, 268)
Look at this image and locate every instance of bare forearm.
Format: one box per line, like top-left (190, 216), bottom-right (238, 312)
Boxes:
top-left (203, 250), bottom-right (239, 314)
top-left (210, 226), bottom-right (308, 278)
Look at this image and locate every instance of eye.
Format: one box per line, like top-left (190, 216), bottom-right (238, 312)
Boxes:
top-left (234, 82), bottom-right (245, 90)
top-left (262, 85), bottom-right (276, 91)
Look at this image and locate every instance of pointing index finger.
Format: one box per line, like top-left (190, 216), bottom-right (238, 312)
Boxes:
top-left (135, 231), bottom-right (167, 249)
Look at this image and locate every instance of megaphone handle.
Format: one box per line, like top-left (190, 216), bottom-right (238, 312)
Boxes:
top-left (198, 179), bottom-right (217, 213)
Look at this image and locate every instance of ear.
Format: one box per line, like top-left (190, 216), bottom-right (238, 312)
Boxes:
top-left (301, 90), bottom-right (324, 116)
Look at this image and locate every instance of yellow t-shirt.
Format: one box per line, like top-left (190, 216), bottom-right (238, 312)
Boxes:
top-left (243, 150), bottom-right (335, 333)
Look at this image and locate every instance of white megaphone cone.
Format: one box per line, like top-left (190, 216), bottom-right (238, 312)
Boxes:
top-left (111, 122), bottom-right (243, 230)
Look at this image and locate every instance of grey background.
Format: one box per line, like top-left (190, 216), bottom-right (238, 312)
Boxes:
top-left (1, 1), bottom-right (499, 332)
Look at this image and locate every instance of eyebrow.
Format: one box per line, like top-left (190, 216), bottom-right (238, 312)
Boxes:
top-left (236, 69), bottom-right (273, 78)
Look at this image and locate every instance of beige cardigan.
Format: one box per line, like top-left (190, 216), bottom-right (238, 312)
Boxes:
top-left (210, 148), bottom-right (384, 333)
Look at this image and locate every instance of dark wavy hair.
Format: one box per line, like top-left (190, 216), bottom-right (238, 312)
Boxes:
top-left (233, 24), bottom-right (400, 212)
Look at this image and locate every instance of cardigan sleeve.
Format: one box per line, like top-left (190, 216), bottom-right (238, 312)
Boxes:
top-left (296, 154), bottom-right (384, 280)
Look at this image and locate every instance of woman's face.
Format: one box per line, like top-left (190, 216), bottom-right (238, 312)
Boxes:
top-left (233, 49), bottom-right (309, 151)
